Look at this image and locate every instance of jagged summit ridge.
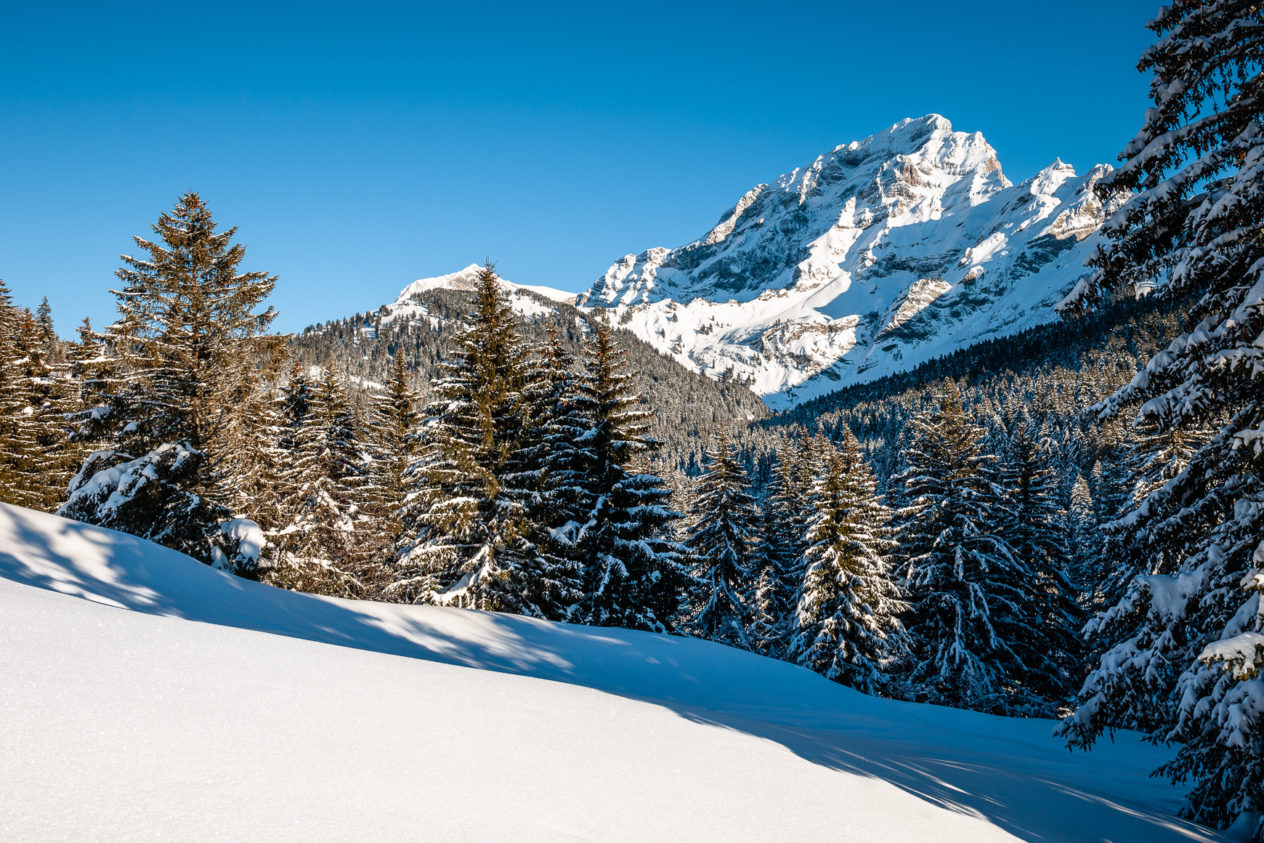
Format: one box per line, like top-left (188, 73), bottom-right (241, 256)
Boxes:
top-left (579, 115), bottom-right (1115, 408)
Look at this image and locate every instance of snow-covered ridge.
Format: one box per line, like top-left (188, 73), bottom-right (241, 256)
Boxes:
top-left (384, 263), bottom-right (575, 325)
top-left (580, 115), bottom-right (1117, 408)
top-left (0, 503), bottom-right (1216, 841)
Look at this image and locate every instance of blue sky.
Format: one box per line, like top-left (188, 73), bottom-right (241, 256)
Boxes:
top-left (2, 0), bottom-right (1160, 336)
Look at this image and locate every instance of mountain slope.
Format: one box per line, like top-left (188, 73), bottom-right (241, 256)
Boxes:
top-left (289, 267), bottom-right (769, 469)
top-left (581, 115), bottom-right (1116, 408)
top-left (383, 263), bottom-right (576, 326)
top-left (0, 503), bottom-right (1217, 841)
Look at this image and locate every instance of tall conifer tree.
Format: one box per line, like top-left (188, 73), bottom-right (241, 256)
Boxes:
top-left (393, 264), bottom-right (541, 613)
top-left (572, 316), bottom-right (684, 632)
top-left (894, 387), bottom-right (1052, 714)
top-left (265, 366), bottom-right (366, 596)
top-left (59, 193), bottom-right (280, 568)
top-left (1058, 4), bottom-right (1264, 834)
top-left (996, 424), bottom-right (1083, 703)
top-left (788, 429), bottom-right (908, 693)
top-left (683, 432), bottom-right (759, 648)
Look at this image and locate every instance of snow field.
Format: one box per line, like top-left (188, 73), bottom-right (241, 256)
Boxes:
top-left (0, 504), bottom-right (1220, 841)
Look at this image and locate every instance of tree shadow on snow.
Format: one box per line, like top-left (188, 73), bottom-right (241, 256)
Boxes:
top-left (0, 505), bottom-right (1219, 843)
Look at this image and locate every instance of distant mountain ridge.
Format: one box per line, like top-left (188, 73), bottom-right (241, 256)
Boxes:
top-left (579, 115), bottom-right (1118, 408)
top-left (290, 266), bottom-right (769, 468)
top-left (383, 264), bottom-right (575, 326)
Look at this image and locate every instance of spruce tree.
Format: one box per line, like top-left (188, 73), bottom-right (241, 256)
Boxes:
top-left (392, 264), bottom-right (541, 613)
top-left (1058, 4), bottom-right (1264, 834)
top-left (683, 432), bottom-right (759, 648)
top-left (8, 304), bottom-right (78, 512)
top-left (995, 424), bottom-right (1083, 704)
top-left (362, 353), bottom-right (422, 589)
top-left (264, 366), bottom-right (366, 596)
top-left (572, 316), bottom-right (684, 632)
top-left (893, 387), bottom-right (1050, 714)
top-left (788, 429), bottom-right (908, 694)
top-left (58, 193), bottom-right (280, 568)
top-left (1065, 474), bottom-right (1103, 607)
top-left (66, 317), bottom-right (118, 452)
top-left (511, 324), bottom-right (586, 619)
top-left (34, 297), bottom-right (60, 363)
top-left (748, 450), bottom-right (803, 657)
top-left (0, 280), bottom-right (26, 503)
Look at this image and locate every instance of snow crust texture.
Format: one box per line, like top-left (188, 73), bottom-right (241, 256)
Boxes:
top-left (581, 115), bottom-right (1115, 407)
top-left (0, 503), bottom-right (1217, 842)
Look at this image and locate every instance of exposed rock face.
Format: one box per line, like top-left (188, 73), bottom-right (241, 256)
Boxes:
top-left (579, 115), bottom-right (1116, 408)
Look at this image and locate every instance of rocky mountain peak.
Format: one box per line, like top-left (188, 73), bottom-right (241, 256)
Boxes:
top-left (578, 116), bottom-right (1117, 408)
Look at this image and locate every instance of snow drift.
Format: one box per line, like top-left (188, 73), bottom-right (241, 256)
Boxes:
top-left (0, 503), bottom-right (1217, 841)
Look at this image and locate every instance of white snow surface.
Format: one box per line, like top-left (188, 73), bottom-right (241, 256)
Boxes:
top-left (0, 503), bottom-right (1219, 842)
top-left (580, 115), bottom-right (1118, 408)
top-left (383, 263), bottom-right (576, 325)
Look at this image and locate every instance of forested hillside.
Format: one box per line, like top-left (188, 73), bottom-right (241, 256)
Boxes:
top-left (288, 286), bottom-right (769, 469)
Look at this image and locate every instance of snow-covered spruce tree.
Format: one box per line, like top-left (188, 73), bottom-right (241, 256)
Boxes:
top-left (9, 304), bottom-right (79, 512)
top-left (572, 315), bottom-right (684, 632)
top-left (788, 429), bottom-right (908, 694)
top-left (0, 280), bottom-right (27, 503)
top-left (995, 424), bottom-right (1083, 703)
top-left (509, 324), bottom-right (586, 620)
top-left (34, 297), bottom-right (59, 361)
top-left (65, 316), bottom-right (119, 453)
top-left (359, 353), bottom-right (422, 591)
top-left (683, 432), bottom-right (759, 648)
top-left (59, 194), bottom-right (277, 569)
top-left (1057, 3), bottom-right (1264, 835)
top-left (217, 330), bottom-right (288, 544)
top-left (1094, 417), bottom-right (1212, 611)
top-left (893, 387), bottom-right (1056, 715)
top-left (251, 362), bottom-right (312, 537)
top-left (4, 308), bottom-right (49, 511)
top-left (391, 264), bottom-right (543, 613)
top-left (747, 449), bottom-right (805, 657)
top-left (1066, 474), bottom-right (1103, 606)
top-left (263, 366), bottom-right (367, 597)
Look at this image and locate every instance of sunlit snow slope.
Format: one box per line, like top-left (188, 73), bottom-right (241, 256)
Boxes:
top-left (0, 504), bottom-right (1217, 842)
top-left (380, 263), bottom-right (576, 328)
top-left (581, 115), bottom-right (1116, 408)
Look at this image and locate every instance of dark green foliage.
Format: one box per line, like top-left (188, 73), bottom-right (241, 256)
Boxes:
top-left (894, 388), bottom-right (1063, 715)
top-left (359, 353), bottom-right (422, 587)
top-left (747, 447), bottom-right (805, 657)
top-left (995, 423), bottom-right (1083, 704)
top-left (392, 265), bottom-right (545, 613)
top-left (263, 366), bottom-right (368, 596)
top-left (788, 430), bottom-right (908, 694)
top-left (571, 317), bottom-right (685, 632)
top-left (59, 193), bottom-right (281, 567)
top-left (1057, 3), bottom-right (1264, 835)
top-left (683, 432), bottom-right (759, 648)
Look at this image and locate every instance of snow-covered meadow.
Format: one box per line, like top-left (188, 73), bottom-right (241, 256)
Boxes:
top-left (0, 503), bottom-right (1219, 840)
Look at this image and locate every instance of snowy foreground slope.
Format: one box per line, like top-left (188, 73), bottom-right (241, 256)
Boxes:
top-left (582, 115), bottom-right (1114, 408)
top-left (0, 505), bottom-right (1218, 842)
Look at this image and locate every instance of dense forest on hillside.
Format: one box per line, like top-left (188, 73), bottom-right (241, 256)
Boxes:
top-left (287, 287), bottom-right (770, 471)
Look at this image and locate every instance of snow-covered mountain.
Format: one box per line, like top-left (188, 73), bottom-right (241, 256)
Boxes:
top-left (0, 503), bottom-right (1212, 840)
top-left (382, 263), bottom-right (575, 327)
top-left (580, 115), bottom-right (1117, 408)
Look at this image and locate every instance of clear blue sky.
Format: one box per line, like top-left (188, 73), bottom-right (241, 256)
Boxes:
top-left (2, 0), bottom-right (1160, 337)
